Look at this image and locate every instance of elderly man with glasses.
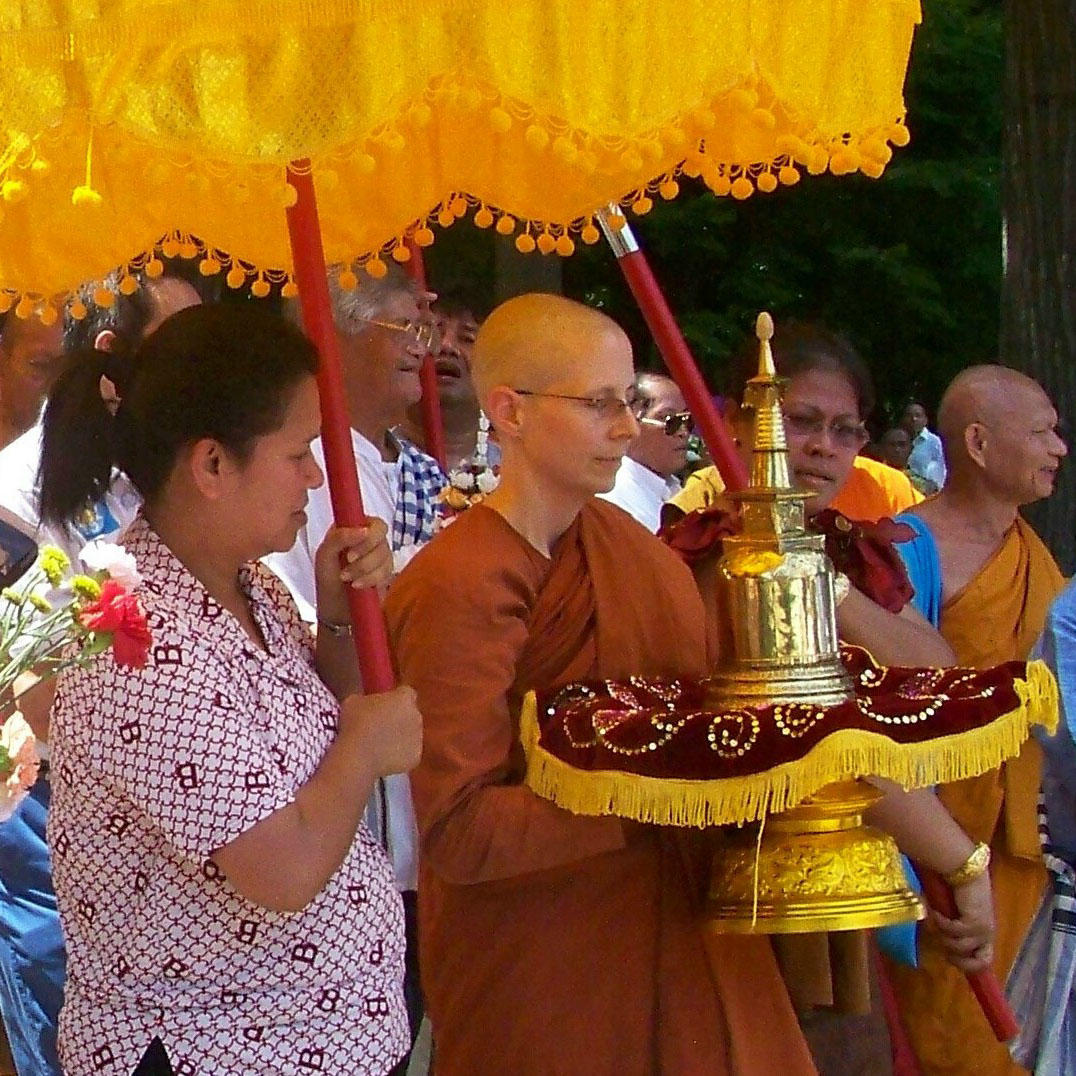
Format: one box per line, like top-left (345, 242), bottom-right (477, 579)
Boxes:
top-left (596, 371), bottom-right (692, 532)
top-left (267, 263), bottom-right (447, 1061)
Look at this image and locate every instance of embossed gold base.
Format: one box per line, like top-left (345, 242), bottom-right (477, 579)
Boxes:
top-left (704, 659), bottom-right (854, 711)
top-left (707, 779), bottom-right (924, 934)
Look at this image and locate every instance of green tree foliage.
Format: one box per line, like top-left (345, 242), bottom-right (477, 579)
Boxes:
top-left (427, 1), bottom-right (1003, 434)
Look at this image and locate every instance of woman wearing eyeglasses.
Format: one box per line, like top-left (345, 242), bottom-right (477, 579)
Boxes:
top-left (670, 322), bottom-right (953, 670)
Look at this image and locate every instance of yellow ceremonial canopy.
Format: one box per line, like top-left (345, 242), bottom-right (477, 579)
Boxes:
top-left (0, 0), bottom-right (920, 309)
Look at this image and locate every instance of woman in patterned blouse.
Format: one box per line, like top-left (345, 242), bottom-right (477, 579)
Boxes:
top-left (41, 303), bottom-right (421, 1075)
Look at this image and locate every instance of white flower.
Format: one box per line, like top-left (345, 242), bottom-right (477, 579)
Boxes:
top-left (476, 469), bottom-right (500, 494)
top-left (451, 471), bottom-right (476, 492)
top-left (79, 541), bottom-right (142, 589)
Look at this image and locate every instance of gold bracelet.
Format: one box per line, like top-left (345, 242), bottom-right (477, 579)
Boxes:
top-left (943, 841), bottom-right (991, 887)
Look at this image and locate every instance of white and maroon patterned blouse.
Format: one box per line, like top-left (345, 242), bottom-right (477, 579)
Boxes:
top-left (49, 517), bottom-right (408, 1075)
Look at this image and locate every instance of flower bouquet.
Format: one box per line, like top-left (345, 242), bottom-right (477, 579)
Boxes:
top-left (0, 540), bottom-right (151, 820)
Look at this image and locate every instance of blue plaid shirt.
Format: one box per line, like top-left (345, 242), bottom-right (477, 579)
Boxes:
top-left (390, 434), bottom-right (447, 551)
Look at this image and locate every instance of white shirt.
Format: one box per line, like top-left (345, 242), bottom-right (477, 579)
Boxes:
top-left (599, 455), bottom-right (682, 533)
top-left (908, 427), bottom-right (946, 489)
top-left (0, 422), bottom-right (141, 561)
top-left (266, 429), bottom-right (422, 893)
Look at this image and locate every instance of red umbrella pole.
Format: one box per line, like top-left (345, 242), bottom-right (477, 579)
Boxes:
top-left (598, 207), bottom-right (749, 493)
top-left (285, 161), bottom-right (396, 693)
top-left (917, 868), bottom-right (1020, 1042)
top-left (403, 243), bottom-right (448, 471)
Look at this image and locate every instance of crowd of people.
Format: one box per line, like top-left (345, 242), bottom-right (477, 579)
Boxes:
top-left (0, 267), bottom-right (1072, 1075)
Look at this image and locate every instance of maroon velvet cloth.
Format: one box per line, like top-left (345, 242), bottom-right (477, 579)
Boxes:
top-left (660, 506), bottom-right (915, 613)
top-left (531, 646), bottom-right (1028, 782)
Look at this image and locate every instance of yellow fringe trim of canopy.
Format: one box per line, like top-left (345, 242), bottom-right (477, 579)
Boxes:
top-left (521, 660), bottom-right (1058, 829)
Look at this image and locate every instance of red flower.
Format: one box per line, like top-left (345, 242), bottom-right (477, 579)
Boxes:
top-left (78, 579), bottom-right (153, 668)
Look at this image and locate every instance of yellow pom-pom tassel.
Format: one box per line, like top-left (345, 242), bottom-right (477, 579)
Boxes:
top-left (495, 215), bottom-right (516, 236)
top-left (384, 132), bottom-right (406, 153)
top-left (251, 278), bottom-right (271, 299)
top-left (619, 150), bottom-right (644, 173)
top-left (778, 165), bottom-right (801, 186)
top-left (581, 223), bottom-right (601, 245)
top-left (436, 210), bottom-right (454, 228)
top-left (337, 269), bottom-right (358, 291)
top-left (71, 184), bottom-right (102, 207)
top-left (391, 244), bottom-right (411, 263)
top-left (92, 288), bottom-right (116, 309)
top-left (413, 226), bottom-right (435, 247)
top-left (553, 137), bottom-right (578, 165)
top-left (730, 176), bottom-right (754, 200)
top-left (691, 107), bottom-right (716, 131)
top-left (828, 151), bottom-right (855, 176)
top-left (536, 232), bottom-right (556, 255)
top-left (525, 125), bottom-right (550, 151)
top-left (199, 257), bottom-right (222, 276)
top-left (3, 179), bottom-right (27, 203)
top-left (751, 108), bottom-right (777, 131)
top-left (860, 159), bottom-right (885, 180)
top-left (450, 195), bottom-right (468, 217)
top-left (807, 149), bottom-right (829, 176)
top-left (681, 160), bottom-right (702, 180)
top-left (365, 258), bottom-right (388, 279)
top-left (160, 238), bottom-right (180, 259)
top-left (605, 210), bottom-right (627, 231)
top-left (0, 292), bottom-right (14, 314)
top-left (145, 258), bottom-right (164, 279)
top-left (119, 274), bottom-right (139, 295)
top-left (757, 171), bottom-right (778, 194)
top-left (178, 241), bottom-right (198, 260)
top-left (39, 304), bottom-right (58, 327)
top-left (632, 196), bottom-right (654, 216)
top-left (282, 183), bottom-right (299, 208)
top-left (489, 107), bottom-right (512, 134)
top-left (555, 235), bottom-right (575, 257)
top-left (30, 157), bottom-right (50, 176)
top-left (226, 266), bottom-right (246, 290)
top-left (14, 295), bottom-right (34, 320)
top-left (889, 123), bottom-right (911, 147)
top-left (515, 233), bottom-right (536, 254)
top-left (731, 88), bottom-right (758, 112)
top-left (659, 180), bottom-right (680, 201)
top-left (281, 280), bottom-right (299, 299)
top-left (705, 171), bottom-right (731, 197)
top-left (68, 299), bottom-right (87, 320)
top-left (860, 138), bottom-right (892, 164)
top-left (474, 207), bottom-right (494, 229)
top-left (662, 126), bottom-right (688, 151)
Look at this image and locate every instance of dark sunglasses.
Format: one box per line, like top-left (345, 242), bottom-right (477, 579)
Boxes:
top-left (640, 411), bottom-right (693, 436)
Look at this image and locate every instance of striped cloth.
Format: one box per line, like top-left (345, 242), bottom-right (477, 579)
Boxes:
top-left (1006, 795), bottom-right (1076, 1074)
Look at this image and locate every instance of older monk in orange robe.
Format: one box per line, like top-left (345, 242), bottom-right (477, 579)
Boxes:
top-left (888, 365), bottom-right (1067, 1074)
top-left (385, 294), bottom-right (816, 1075)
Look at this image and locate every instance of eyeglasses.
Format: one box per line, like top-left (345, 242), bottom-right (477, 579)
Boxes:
top-left (512, 388), bottom-right (641, 420)
top-left (360, 317), bottom-right (442, 353)
top-left (640, 411), bottom-right (693, 436)
top-left (783, 409), bottom-right (868, 449)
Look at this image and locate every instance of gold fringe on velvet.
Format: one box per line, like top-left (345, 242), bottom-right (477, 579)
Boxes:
top-left (521, 660), bottom-right (1059, 829)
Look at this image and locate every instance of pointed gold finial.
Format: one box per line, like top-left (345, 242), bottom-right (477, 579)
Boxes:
top-left (756, 311), bottom-right (775, 377)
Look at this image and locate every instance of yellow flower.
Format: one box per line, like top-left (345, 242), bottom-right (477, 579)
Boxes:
top-left (39, 546), bottom-right (70, 587)
top-left (1, 587), bottom-right (24, 606)
top-left (70, 575), bottom-right (102, 601)
top-left (28, 594), bottom-right (52, 613)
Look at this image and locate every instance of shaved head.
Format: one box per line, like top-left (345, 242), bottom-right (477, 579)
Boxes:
top-left (938, 365), bottom-right (1052, 456)
top-left (473, 293), bottom-right (631, 408)
top-left (936, 363), bottom-right (1066, 504)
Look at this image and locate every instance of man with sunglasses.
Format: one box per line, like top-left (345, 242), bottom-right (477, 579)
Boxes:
top-left (599, 372), bottom-right (691, 532)
top-left (267, 264), bottom-right (447, 1060)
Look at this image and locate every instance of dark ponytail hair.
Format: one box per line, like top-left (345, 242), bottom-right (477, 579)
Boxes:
top-left (38, 304), bottom-right (318, 527)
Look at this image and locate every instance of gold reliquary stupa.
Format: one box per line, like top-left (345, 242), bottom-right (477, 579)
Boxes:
top-left (704, 313), bottom-right (923, 935)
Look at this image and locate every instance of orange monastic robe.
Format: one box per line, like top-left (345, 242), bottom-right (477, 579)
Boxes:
top-left (888, 516), bottom-right (1063, 1075)
top-left (386, 500), bottom-right (815, 1076)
